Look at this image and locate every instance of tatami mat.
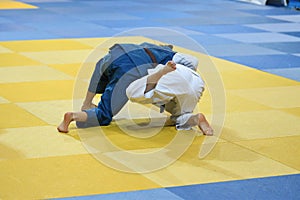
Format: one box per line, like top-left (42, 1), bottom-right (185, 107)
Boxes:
top-left (0, 0), bottom-right (299, 199)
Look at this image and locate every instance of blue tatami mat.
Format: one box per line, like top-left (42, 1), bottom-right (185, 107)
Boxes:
top-left (222, 54), bottom-right (300, 69)
top-left (264, 67), bottom-right (300, 81)
top-left (256, 42), bottom-right (300, 54)
top-left (168, 174), bottom-right (300, 200)
top-left (0, 0), bottom-right (299, 82)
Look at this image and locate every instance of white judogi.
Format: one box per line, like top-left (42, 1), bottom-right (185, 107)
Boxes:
top-left (126, 62), bottom-right (205, 130)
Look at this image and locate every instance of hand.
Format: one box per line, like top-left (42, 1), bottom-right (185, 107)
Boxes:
top-left (162, 61), bottom-right (176, 74)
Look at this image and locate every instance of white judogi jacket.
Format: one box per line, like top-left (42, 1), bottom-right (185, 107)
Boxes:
top-left (126, 53), bottom-right (205, 130)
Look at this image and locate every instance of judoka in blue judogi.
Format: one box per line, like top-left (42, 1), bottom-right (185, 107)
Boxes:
top-left (57, 42), bottom-right (203, 133)
top-left (76, 42), bottom-right (176, 128)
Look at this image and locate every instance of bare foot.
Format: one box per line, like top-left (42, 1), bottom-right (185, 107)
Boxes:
top-left (197, 113), bottom-right (214, 136)
top-left (57, 112), bottom-right (74, 133)
top-left (159, 44), bottom-right (173, 50)
top-left (81, 103), bottom-right (97, 111)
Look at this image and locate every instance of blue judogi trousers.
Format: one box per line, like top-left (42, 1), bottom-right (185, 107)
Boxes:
top-left (76, 43), bottom-right (176, 128)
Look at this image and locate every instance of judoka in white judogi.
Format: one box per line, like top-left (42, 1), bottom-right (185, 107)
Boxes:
top-left (126, 54), bottom-right (206, 131)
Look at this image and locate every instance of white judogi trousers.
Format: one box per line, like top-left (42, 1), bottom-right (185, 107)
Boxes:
top-left (126, 64), bottom-right (205, 130)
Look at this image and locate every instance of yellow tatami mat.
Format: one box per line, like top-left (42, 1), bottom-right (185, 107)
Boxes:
top-left (0, 37), bottom-right (299, 199)
top-left (0, 0), bottom-right (37, 10)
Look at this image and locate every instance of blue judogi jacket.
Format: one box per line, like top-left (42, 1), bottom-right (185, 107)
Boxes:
top-left (76, 43), bottom-right (176, 128)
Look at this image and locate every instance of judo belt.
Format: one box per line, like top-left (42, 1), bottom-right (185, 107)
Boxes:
top-left (144, 48), bottom-right (157, 64)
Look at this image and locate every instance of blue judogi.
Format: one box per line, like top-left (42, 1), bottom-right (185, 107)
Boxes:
top-left (76, 43), bottom-right (176, 128)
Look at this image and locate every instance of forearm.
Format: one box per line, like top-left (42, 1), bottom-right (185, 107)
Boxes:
top-left (144, 70), bottom-right (166, 93)
top-left (144, 61), bottom-right (176, 94)
top-left (83, 91), bottom-right (96, 104)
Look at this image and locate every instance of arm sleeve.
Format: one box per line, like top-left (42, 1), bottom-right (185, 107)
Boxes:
top-left (126, 76), bottom-right (154, 104)
top-left (126, 64), bottom-right (166, 104)
top-left (172, 53), bottom-right (199, 71)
